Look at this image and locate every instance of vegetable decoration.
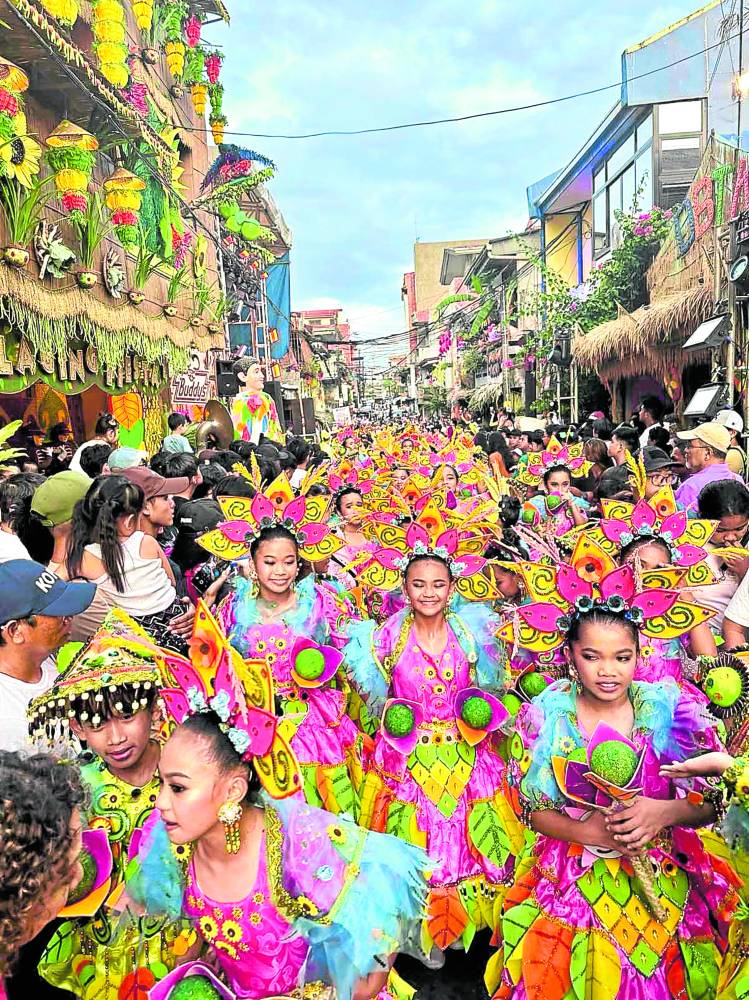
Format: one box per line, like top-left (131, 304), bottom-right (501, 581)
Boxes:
top-left (184, 12), bottom-right (202, 47)
top-left (103, 167), bottom-right (146, 247)
top-left (45, 120), bottom-right (98, 220)
top-left (132, 0), bottom-right (154, 31)
top-left (195, 145), bottom-right (275, 210)
top-left (208, 83), bottom-right (226, 144)
top-left (0, 58), bottom-right (41, 190)
top-left (71, 191), bottom-right (111, 288)
top-left (160, 0), bottom-right (189, 79)
top-left (91, 0), bottom-right (129, 88)
top-left (33, 220), bottom-right (76, 279)
top-left (39, 0), bottom-right (80, 27)
top-left (205, 49), bottom-right (222, 84)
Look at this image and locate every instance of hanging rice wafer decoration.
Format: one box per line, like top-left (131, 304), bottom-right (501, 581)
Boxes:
top-left (46, 120), bottom-right (98, 220)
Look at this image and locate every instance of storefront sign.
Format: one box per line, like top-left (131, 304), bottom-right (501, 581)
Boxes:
top-left (0, 331), bottom-right (167, 395)
top-left (673, 155), bottom-right (745, 258)
top-left (170, 351), bottom-right (211, 407)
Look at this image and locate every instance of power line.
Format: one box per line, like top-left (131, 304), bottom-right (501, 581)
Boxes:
top-left (173, 30), bottom-right (743, 141)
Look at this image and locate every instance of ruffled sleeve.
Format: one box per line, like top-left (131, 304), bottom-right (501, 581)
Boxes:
top-left (343, 616), bottom-right (389, 717)
top-left (633, 680), bottom-right (724, 761)
top-left (121, 812), bottom-right (185, 920)
top-left (517, 680), bottom-right (579, 813)
top-left (450, 601), bottom-right (507, 692)
top-left (265, 795), bottom-right (430, 1000)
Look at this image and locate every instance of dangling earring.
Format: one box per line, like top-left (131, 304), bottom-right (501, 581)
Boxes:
top-left (218, 801), bottom-right (242, 854)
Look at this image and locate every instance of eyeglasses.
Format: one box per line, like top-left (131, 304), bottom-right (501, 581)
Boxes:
top-left (647, 472), bottom-right (677, 486)
top-left (684, 442), bottom-right (709, 452)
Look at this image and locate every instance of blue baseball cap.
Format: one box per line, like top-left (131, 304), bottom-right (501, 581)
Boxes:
top-left (0, 560), bottom-right (95, 625)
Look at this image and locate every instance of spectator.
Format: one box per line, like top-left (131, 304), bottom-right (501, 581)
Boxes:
top-left (582, 438), bottom-right (612, 483)
top-left (288, 437), bottom-right (311, 489)
top-left (716, 409), bottom-right (747, 478)
top-left (121, 466), bottom-right (189, 544)
top-left (68, 413), bottom-right (118, 474)
top-left (521, 430), bottom-right (544, 454)
top-left (214, 473), bottom-right (255, 499)
top-left (0, 479), bottom-right (32, 563)
top-left (228, 439), bottom-right (254, 461)
top-left (591, 417), bottom-right (614, 441)
top-left (149, 451), bottom-right (171, 476)
top-left (640, 447), bottom-right (678, 500)
top-left (162, 412), bottom-right (193, 454)
top-left (164, 453), bottom-right (203, 504)
top-left (693, 480), bottom-right (749, 633)
top-left (193, 461), bottom-right (225, 499)
top-left (638, 395), bottom-right (666, 448)
top-left (607, 425), bottom-right (640, 467)
top-left (0, 560), bottom-right (94, 751)
top-left (647, 426), bottom-right (672, 454)
top-left (107, 446), bottom-right (147, 472)
top-left (78, 442), bottom-right (112, 479)
top-left (675, 422), bottom-right (743, 511)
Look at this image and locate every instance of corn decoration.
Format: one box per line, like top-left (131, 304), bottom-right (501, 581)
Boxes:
top-left (184, 46), bottom-right (207, 117)
top-left (46, 120), bottom-right (98, 220)
top-left (91, 0), bottom-right (129, 88)
top-left (209, 83), bottom-right (227, 145)
top-left (39, 0), bottom-right (80, 27)
top-left (103, 168), bottom-right (146, 247)
top-left (160, 0), bottom-right (189, 80)
top-left (132, 0), bottom-right (154, 31)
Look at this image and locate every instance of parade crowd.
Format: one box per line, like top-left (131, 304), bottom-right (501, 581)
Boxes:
top-left (5, 376), bottom-right (749, 1000)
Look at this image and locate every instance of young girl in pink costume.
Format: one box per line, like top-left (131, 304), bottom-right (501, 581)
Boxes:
top-left (493, 559), bottom-right (739, 999)
top-left (349, 512), bottom-right (524, 956)
top-left (199, 477), bottom-right (365, 818)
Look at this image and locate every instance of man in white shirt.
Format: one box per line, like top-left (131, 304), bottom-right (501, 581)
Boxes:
top-left (638, 395), bottom-right (666, 449)
top-left (69, 413), bottom-right (119, 474)
top-left (0, 559), bottom-right (95, 752)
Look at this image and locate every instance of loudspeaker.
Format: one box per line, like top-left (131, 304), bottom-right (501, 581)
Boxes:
top-left (216, 359), bottom-right (238, 397)
top-left (264, 380), bottom-right (286, 431)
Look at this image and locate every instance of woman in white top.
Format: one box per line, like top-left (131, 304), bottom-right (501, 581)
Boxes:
top-left (66, 475), bottom-right (189, 653)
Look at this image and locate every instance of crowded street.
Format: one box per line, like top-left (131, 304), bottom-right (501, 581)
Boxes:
top-left (5, 2), bottom-right (749, 999)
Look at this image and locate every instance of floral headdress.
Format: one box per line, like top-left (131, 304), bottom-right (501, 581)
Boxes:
top-left (497, 535), bottom-right (715, 653)
top-left (582, 487), bottom-right (718, 589)
top-left (159, 601), bottom-right (301, 799)
top-left (359, 503), bottom-right (500, 601)
top-left (514, 434), bottom-right (591, 489)
top-left (199, 472), bottom-right (343, 563)
top-left (328, 461), bottom-right (375, 500)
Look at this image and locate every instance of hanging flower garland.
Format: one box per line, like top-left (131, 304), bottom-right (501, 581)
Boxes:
top-left (160, 0), bottom-right (189, 79)
top-left (184, 12), bottom-right (202, 47)
top-left (91, 0), bottom-right (129, 88)
top-left (39, 0), bottom-right (79, 28)
top-left (132, 0), bottom-right (154, 31)
top-left (208, 82), bottom-right (227, 144)
top-left (46, 120), bottom-right (98, 219)
top-left (205, 49), bottom-right (222, 84)
top-left (103, 167), bottom-right (146, 246)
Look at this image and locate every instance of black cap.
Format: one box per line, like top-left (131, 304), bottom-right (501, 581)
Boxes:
top-left (641, 447), bottom-right (677, 474)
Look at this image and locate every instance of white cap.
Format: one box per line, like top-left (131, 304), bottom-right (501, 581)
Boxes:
top-left (716, 409), bottom-right (744, 434)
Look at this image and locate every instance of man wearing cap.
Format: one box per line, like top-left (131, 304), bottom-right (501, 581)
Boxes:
top-left (640, 447), bottom-right (679, 500)
top-left (716, 409), bottom-right (747, 479)
top-left (675, 421), bottom-right (744, 510)
top-left (122, 466), bottom-right (189, 543)
top-left (107, 446), bottom-right (147, 472)
top-left (0, 559), bottom-right (94, 751)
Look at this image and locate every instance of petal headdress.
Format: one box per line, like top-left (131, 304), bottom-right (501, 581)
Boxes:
top-left (199, 472), bottom-right (343, 563)
top-left (359, 503), bottom-right (500, 602)
top-left (497, 535), bottom-right (715, 653)
top-left (159, 601), bottom-right (301, 799)
top-left (327, 460), bottom-right (376, 500)
top-left (514, 434), bottom-right (591, 489)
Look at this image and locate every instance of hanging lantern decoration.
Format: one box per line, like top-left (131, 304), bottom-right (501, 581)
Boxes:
top-left (191, 83), bottom-right (207, 116)
top-left (162, 0), bottom-right (189, 80)
top-left (39, 0), bottom-right (80, 27)
top-left (132, 0), bottom-right (153, 31)
top-left (208, 82), bottom-right (227, 145)
top-left (103, 168), bottom-right (145, 246)
top-left (184, 12), bottom-right (202, 47)
top-left (205, 49), bottom-right (223, 85)
top-left (46, 120), bottom-right (98, 220)
top-left (91, 0), bottom-right (129, 88)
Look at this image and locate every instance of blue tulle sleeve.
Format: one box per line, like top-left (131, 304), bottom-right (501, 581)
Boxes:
top-left (343, 617), bottom-right (389, 717)
top-left (265, 794), bottom-right (431, 1000)
top-left (519, 680), bottom-right (579, 810)
top-left (632, 680), bottom-right (723, 762)
top-left (122, 812), bottom-right (185, 919)
top-left (450, 601), bottom-right (507, 692)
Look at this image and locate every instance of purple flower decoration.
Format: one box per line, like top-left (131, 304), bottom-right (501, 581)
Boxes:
top-left (59, 828), bottom-right (113, 918)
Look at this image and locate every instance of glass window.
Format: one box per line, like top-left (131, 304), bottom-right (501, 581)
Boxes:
top-left (609, 179), bottom-right (621, 240)
top-left (635, 151), bottom-right (654, 212)
top-left (621, 164), bottom-right (636, 214)
top-left (658, 100), bottom-right (702, 135)
top-left (593, 164), bottom-right (605, 193)
top-left (636, 114), bottom-right (653, 150)
top-left (661, 136), bottom-right (701, 150)
top-left (607, 132), bottom-right (636, 180)
top-left (593, 189), bottom-right (607, 250)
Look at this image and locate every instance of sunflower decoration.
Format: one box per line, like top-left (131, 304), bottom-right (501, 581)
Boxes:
top-left (1, 131), bottom-right (42, 188)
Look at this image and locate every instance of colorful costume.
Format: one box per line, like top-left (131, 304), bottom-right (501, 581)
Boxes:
top-left (496, 679), bottom-right (739, 999)
top-left (230, 390), bottom-right (283, 444)
top-left (199, 476), bottom-right (365, 817)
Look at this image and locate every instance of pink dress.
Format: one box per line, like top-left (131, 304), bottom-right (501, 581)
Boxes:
top-left (220, 575), bottom-right (364, 817)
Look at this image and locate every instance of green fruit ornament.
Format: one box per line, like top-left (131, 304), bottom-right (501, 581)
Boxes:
top-left (169, 978), bottom-right (223, 1000)
top-left (502, 693), bottom-right (522, 716)
top-left (519, 672), bottom-right (547, 698)
top-left (384, 703), bottom-right (415, 738)
top-left (703, 666), bottom-right (743, 708)
top-left (68, 847), bottom-right (97, 904)
top-left (461, 695), bottom-right (492, 730)
top-left (589, 740), bottom-right (639, 786)
top-left (294, 648), bottom-right (325, 681)
top-left (567, 747), bottom-right (588, 764)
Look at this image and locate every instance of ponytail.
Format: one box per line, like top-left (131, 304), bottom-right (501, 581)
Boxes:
top-left (67, 475), bottom-right (143, 589)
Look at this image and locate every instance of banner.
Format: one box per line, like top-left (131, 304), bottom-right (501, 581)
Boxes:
top-left (266, 252), bottom-right (291, 360)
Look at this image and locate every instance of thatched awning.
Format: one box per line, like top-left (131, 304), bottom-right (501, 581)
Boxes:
top-left (468, 380), bottom-right (507, 409)
top-left (573, 285), bottom-right (714, 381)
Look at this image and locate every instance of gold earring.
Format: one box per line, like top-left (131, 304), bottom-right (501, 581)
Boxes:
top-left (218, 801), bottom-right (242, 854)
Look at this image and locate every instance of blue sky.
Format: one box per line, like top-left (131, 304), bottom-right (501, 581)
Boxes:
top-left (213, 0), bottom-right (695, 367)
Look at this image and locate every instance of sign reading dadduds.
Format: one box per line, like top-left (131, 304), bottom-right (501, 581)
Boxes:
top-left (170, 350), bottom-right (212, 419)
top-left (0, 328), bottom-right (168, 395)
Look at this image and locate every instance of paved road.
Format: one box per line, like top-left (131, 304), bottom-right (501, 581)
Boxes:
top-left (396, 931), bottom-right (494, 1000)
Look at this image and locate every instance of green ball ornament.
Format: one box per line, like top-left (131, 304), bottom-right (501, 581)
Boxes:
top-left (461, 695), bottom-right (492, 730)
top-left (520, 506), bottom-right (537, 525)
top-left (590, 741), bottom-right (639, 786)
top-left (218, 200), bottom-right (237, 220)
top-left (703, 666), bottom-right (743, 708)
top-left (567, 747), bottom-right (588, 764)
top-left (240, 220), bottom-right (262, 241)
top-left (67, 847), bottom-right (97, 904)
top-left (502, 693), bottom-right (522, 716)
top-left (225, 216), bottom-right (242, 234)
top-left (519, 672), bottom-right (547, 698)
top-left (294, 648), bottom-right (325, 681)
top-left (384, 703), bottom-right (415, 738)
top-left (545, 494), bottom-right (565, 512)
top-left (169, 978), bottom-right (223, 1000)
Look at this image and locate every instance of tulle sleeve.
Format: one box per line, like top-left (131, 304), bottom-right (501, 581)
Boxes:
top-left (451, 601), bottom-right (507, 692)
top-left (265, 795), bottom-right (431, 1000)
top-left (634, 680), bottom-right (724, 761)
top-left (120, 812), bottom-right (185, 920)
top-left (720, 756), bottom-right (749, 851)
top-left (516, 682), bottom-right (578, 814)
top-left (343, 617), bottom-right (389, 717)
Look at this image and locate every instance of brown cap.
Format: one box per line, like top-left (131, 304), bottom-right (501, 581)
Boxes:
top-left (122, 466), bottom-right (189, 500)
top-left (676, 421), bottom-right (731, 454)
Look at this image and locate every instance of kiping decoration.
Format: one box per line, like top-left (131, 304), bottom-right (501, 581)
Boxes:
top-left (46, 120), bottom-right (98, 220)
top-left (103, 168), bottom-right (146, 247)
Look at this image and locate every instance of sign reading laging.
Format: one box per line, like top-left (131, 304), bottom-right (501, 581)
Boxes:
top-left (0, 332), bottom-right (167, 395)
